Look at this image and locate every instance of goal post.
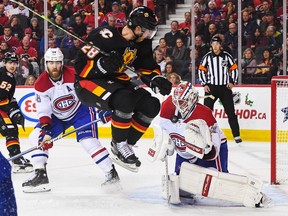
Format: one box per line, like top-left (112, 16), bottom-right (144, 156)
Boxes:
top-left (271, 76), bottom-right (288, 184)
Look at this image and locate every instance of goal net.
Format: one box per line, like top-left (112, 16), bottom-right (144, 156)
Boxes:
top-left (271, 76), bottom-right (288, 184)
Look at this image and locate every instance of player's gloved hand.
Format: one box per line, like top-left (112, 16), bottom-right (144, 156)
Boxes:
top-left (38, 125), bottom-right (53, 151)
top-left (9, 107), bottom-right (25, 131)
top-left (97, 109), bottom-right (112, 123)
top-left (150, 75), bottom-right (172, 96)
top-left (97, 51), bottom-right (124, 74)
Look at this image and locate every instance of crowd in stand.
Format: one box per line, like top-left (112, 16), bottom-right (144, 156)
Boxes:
top-left (0, 0), bottom-right (286, 85)
top-left (153, 0), bottom-right (287, 85)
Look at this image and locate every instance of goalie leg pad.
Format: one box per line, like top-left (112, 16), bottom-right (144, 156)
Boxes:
top-left (179, 162), bottom-right (263, 207)
top-left (161, 174), bottom-right (181, 204)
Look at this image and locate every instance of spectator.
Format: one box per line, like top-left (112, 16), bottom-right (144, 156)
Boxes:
top-left (193, 3), bottom-right (202, 25)
top-left (154, 38), bottom-right (168, 57)
top-left (102, 14), bottom-right (117, 27)
top-left (102, 1), bottom-right (126, 27)
top-left (178, 11), bottom-right (191, 36)
top-left (255, 47), bottom-right (279, 84)
top-left (119, 0), bottom-right (133, 17)
top-left (98, 0), bottom-right (112, 15)
top-left (201, 0), bottom-right (221, 24)
top-left (181, 49), bottom-right (201, 83)
top-left (195, 34), bottom-right (210, 60)
top-left (15, 35), bottom-right (39, 77)
top-left (24, 74), bottom-right (37, 86)
top-left (195, 0), bottom-right (207, 12)
top-left (166, 72), bottom-right (181, 85)
top-left (0, 26), bottom-right (19, 51)
top-left (19, 28), bottom-right (38, 51)
top-left (0, 3), bottom-right (9, 28)
top-left (203, 23), bottom-right (218, 44)
top-left (265, 25), bottom-right (283, 54)
top-left (51, 15), bottom-right (68, 40)
top-left (167, 37), bottom-right (190, 73)
top-left (72, 0), bottom-right (90, 14)
top-left (67, 38), bottom-right (81, 65)
top-left (153, 49), bottom-right (166, 75)
top-left (241, 48), bottom-right (257, 83)
top-left (224, 23), bottom-right (238, 58)
top-left (8, 15), bottom-right (24, 39)
top-left (82, 25), bottom-right (93, 40)
top-left (242, 10), bottom-right (257, 40)
top-left (83, 3), bottom-right (105, 28)
top-left (2, 0), bottom-right (13, 11)
top-left (164, 20), bottom-right (188, 48)
top-left (7, 3), bottom-right (29, 18)
top-left (69, 13), bottom-right (87, 37)
top-left (164, 61), bottom-right (177, 77)
top-left (196, 13), bottom-right (212, 39)
top-left (29, 17), bottom-right (43, 42)
top-left (39, 26), bottom-right (61, 58)
top-left (221, 1), bottom-right (237, 22)
top-left (0, 41), bottom-right (12, 66)
top-left (247, 27), bottom-right (267, 61)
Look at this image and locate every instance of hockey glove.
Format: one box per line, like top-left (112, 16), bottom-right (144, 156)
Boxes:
top-left (97, 51), bottom-right (124, 74)
top-left (150, 75), bottom-right (172, 96)
top-left (97, 109), bottom-right (112, 124)
top-left (38, 126), bottom-right (53, 151)
top-left (9, 107), bottom-right (25, 131)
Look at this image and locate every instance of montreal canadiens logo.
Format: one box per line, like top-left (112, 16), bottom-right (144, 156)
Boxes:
top-left (54, 94), bottom-right (76, 111)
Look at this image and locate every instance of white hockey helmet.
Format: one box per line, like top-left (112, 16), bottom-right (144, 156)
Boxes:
top-left (172, 81), bottom-right (199, 119)
top-left (44, 48), bottom-right (64, 71)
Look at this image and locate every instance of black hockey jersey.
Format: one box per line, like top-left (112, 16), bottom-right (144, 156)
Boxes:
top-left (0, 67), bottom-right (16, 108)
top-left (74, 26), bottom-right (161, 86)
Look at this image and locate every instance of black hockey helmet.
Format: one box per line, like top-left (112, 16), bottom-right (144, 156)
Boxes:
top-left (127, 6), bottom-right (158, 31)
top-left (4, 52), bottom-right (18, 63)
top-left (210, 36), bottom-right (222, 44)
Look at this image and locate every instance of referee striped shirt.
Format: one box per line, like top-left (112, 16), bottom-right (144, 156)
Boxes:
top-left (198, 50), bottom-right (238, 86)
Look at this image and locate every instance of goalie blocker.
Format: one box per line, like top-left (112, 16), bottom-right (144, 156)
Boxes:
top-left (163, 162), bottom-right (270, 207)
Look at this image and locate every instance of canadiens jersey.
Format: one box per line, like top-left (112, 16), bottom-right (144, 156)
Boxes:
top-left (159, 96), bottom-right (227, 161)
top-left (0, 67), bottom-right (16, 108)
top-left (74, 26), bottom-right (161, 86)
top-left (34, 66), bottom-right (81, 126)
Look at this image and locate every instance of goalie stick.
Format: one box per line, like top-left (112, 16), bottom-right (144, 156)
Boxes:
top-left (9, 0), bottom-right (157, 85)
top-left (8, 119), bottom-right (102, 161)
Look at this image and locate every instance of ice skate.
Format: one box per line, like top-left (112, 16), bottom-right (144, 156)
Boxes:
top-left (22, 168), bottom-right (51, 193)
top-left (11, 157), bottom-right (33, 173)
top-left (101, 165), bottom-right (122, 191)
top-left (111, 141), bottom-right (141, 172)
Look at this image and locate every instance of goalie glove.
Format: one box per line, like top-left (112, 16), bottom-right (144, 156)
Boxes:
top-left (184, 119), bottom-right (212, 159)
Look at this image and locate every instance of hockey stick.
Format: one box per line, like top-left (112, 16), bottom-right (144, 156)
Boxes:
top-left (9, 0), bottom-right (154, 84)
top-left (199, 95), bottom-right (215, 100)
top-left (8, 119), bottom-right (101, 161)
top-left (164, 153), bottom-right (171, 205)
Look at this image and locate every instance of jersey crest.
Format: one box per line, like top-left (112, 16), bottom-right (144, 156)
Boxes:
top-left (53, 94), bottom-right (76, 112)
top-left (119, 48), bottom-right (137, 72)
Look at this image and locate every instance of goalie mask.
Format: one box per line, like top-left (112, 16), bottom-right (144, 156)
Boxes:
top-left (172, 81), bottom-right (199, 119)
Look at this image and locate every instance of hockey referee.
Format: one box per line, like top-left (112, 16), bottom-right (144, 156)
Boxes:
top-left (198, 36), bottom-right (242, 143)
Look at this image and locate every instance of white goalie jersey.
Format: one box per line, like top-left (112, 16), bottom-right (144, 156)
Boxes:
top-left (159, 96), bottom-right (226, 161)
top-left (34, 66), bottom-right (81, 125)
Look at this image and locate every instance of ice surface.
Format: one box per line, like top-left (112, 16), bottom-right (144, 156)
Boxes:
top-left (1, 138), bottom-right (288, 216)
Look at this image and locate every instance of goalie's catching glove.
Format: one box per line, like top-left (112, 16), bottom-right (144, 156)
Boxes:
top-left (38, 125), bottom-right (53, 151)
top-left (97, 51), bottom-right (124, 74)
top-left (150, 75), bottom-right (172, 96)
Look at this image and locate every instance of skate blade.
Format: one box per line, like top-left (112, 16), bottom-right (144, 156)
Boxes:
top-left (23, 184), bottom-right (51, 193)
top-left (111, 156), bottom-right (139, 173)
top-left (12, 165), bottom-right (33, 174)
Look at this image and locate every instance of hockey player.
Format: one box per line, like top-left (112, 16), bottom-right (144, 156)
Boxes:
top-left (22, 48), bottom-right (120, 193)
top-left (0, 151), bottom-right (17, 216)
top-left (0, 52), bottom-right (33, 173)
top-left (74, 6), bottom-right (172, 172)
top-left (150, 81), bottom-right (270, 207)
